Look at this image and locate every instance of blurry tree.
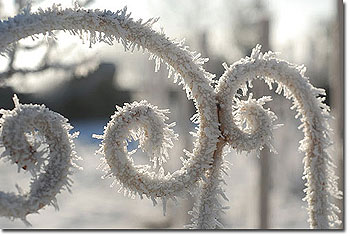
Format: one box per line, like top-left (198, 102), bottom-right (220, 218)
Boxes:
top-left (0, 0), bottom-right (97, 87)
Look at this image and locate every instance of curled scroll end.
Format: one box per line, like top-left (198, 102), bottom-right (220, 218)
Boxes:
top-left (0, 97), bottom-right (81, 223)
top-left (232, 94), bottom-right (282, 154)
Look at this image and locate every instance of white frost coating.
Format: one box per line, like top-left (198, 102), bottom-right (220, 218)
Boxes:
top-left (94, 101), bottom-right (180, 196)
top-left (94, 99), bottom-right (216, 201)
top-left (0, 4), bottom-right (341, 229)
top-left (216, 45), bottom-right (342, 229)
top-left (187, 143), bottom-right (231, 229)
top-left (0, 95), bottom-right (80, 225)
top-left (231, 94), bottom-right (281, 153)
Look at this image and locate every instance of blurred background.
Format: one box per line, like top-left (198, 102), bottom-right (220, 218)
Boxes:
top-left (0, 0), bottom-right (344, 229)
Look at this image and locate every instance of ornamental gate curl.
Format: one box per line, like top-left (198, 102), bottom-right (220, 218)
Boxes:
top-left (0, 4), bottom-right (342, 229)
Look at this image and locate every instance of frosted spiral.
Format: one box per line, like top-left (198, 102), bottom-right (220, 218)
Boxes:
top-left (94, 101), bottom-right (179, 200)
top-left (0, 95), bottom-right (80, 225)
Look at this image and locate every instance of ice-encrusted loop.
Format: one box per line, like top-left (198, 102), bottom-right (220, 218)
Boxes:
top-left (94, 101), bottom-right (180, 198)
top-left (0, 95), bottom-right (80, 225)
top-left (221, 92), bottom-right (280, 153)
top-left (94, 97), bottom-right (217, 206)
top-left (215, 45), bottom-right (342, 229)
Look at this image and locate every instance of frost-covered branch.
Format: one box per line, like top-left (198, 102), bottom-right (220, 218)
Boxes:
top-left (0, 1), bottom-right (97, 84)
top-left (0, 54), bottom-right (96, 80)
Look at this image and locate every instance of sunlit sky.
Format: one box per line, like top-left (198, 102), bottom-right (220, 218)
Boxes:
top-left (1, 0), bottom-right (336, 48)
top-left (34, 0), bottom-right (335, 48)
top-left (0, 0), bottom-right (336, 92)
